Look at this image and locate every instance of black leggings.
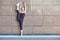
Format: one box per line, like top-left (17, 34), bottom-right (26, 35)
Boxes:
top-left (16, 10), bottom-right (25, 30)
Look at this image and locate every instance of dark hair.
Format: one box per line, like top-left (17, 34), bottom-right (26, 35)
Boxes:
top-left (21, 2), bottom-right (25, 11)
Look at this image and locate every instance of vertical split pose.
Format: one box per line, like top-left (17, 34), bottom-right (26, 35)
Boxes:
top-left (16, 1), bottom-right (26, 36)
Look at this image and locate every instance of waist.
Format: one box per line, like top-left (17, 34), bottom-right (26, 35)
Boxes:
top-left (19, 13), bottom-right (25, 15)
top-left (19, 11), bottom-right (26, 13)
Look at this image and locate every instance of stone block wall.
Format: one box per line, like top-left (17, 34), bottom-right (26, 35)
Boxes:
top-left (0, 0), bottom-right (60, 34)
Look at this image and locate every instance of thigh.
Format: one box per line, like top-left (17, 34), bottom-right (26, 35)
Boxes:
top-left (20, 14), bottom-right (25, 22)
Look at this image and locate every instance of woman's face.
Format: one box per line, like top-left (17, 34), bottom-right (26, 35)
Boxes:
top-left (21, 7), bottom-right (25, 11)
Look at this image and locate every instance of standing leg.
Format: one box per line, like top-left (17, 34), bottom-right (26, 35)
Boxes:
top-left (19, 21), bottom-right (23, 36)
top-left (20, 19), bottom-right (24, 36)
top-left (19, 14), bottom-right (25, 36)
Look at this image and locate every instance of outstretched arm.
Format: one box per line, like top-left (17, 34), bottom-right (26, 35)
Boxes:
top-left (16, 3), bottom-right (20, 11)
top-left (16, 3), bottom-right (20, 14)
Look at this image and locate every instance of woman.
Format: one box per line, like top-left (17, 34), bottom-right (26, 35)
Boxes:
top-left (16, 1), bottom-right (26, 36)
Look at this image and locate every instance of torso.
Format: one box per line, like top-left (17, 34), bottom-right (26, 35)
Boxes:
top-left (19, 3), bottom-right (26, 13)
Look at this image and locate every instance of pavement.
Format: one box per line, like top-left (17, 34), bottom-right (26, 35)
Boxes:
top-left (0, 35), bottom-right (60, 40)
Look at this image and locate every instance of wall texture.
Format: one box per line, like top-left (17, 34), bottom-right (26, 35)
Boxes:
top-left (0, 0), bottom-right (60, 34)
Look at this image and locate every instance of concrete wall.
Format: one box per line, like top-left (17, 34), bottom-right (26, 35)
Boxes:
top-left (0, 0), bottom-right (60, 34)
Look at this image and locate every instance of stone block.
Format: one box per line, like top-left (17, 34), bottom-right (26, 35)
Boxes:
top-left (11, 16), bottom-right (18, 25)
top-left (43, 0), bottom-right (53, 6)
top-left (0, 6), bottom-right (2, 15)
top-left (0, 16), bottom-right (1, 25)
top-left (54, 0), bottom-right (60, 6)
top-left (11, 6), bottom-right (16, 15)
top-left (1, 26), bottom-right (12, 34)
top-left (54, 16), bottom-right (60, 25)
top-left (1, 16), bottom-right (12, 25)
top-left (32, 0), bottom-right (42, 6)
top-left (2, 0), bottom-right (11, 5)
top-left (33, 26), bottom-right (60, 34)
top-left (54, 6), bottom-right (60, 15)
top-left (2, 6), bottom-right (12, 15)
top-left (43, 6), bottom-right (54, 15)
top-left (23, 16), bottom-right (42, 25)
top-left (23, 27), bottom-right (33, 34)
top-left (11, 26), bottom-right (20, 34)
top-left (0, 0), bottom-right (2, 5)
top-left (0, 26), bottom-right (2, 34)
top-left (43, 16), bottom-right (53, 25)
top-left (32, 6), bottom-right (42, 15)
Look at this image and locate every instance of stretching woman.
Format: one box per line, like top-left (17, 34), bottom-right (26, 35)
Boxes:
top-left (16, 1), bottom-right (26, 36)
